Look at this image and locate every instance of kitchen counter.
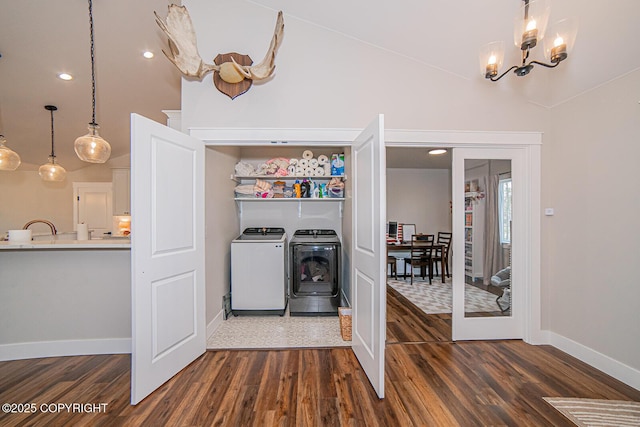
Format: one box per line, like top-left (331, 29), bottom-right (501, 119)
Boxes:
top-left (0, 241), bottom-right (131, 361)
top-left (0, 238), bottom-right (131, 250)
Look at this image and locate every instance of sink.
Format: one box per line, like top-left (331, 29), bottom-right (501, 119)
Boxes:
top-left (31, 232), bottom-right (78, 241)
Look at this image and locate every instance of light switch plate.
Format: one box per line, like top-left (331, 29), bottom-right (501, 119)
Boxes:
top-left (544, 208), bottom-right (554, 216)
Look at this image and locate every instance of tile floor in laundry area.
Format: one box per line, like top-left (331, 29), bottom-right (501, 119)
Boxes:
top-left (207, 277), bottom-right (500, 350)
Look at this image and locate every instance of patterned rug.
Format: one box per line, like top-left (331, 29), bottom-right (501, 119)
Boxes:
top-left (543, 397), bottom-right (640, 427)
top-left (207, 311), bottom-right (350, 350)
top-left (387, 278), bottom-right (499, 314)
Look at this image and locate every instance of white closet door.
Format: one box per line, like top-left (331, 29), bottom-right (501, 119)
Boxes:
top-left (130, 114), bottom-right (205, 404)
top-left (351, 114), bottom-right (386, 398)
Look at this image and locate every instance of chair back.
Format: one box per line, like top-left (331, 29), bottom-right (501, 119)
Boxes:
top-left (410, 234), bottom-right (434, 261)
top-left (437, 231), bottom-right (452, 256)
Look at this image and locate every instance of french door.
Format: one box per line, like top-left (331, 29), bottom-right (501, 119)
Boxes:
top-left (451, 147), bottom-right (527, 341)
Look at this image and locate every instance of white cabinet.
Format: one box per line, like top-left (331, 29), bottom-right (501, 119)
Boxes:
top-left (112, 168), bottom-right (131, 215)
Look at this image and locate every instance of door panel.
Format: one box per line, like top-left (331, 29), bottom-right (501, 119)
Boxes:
top-left (351, 114), bottom-right (386, 398)
top-left (131, 114), bottom-right (205, 405)
top-left (452, 148), bottom-right (523, 340)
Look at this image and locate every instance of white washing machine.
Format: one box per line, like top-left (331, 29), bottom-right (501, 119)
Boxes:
top-left (231, 227), bottom-right (287, 315)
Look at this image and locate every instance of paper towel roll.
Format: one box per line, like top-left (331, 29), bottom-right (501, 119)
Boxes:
top-left (287, 165), bottom-right (296, 175)
top-left (289, 158), bottom-right (298, 166)
top-left (317, 155), bottom-right (329, 165)
top-left (309, 158), bottom-right (319, 168)
top-left (302, 150), bottom-right (314, 160)
top-left (299, 158), bottom-right (309, 168)
top-left (295, 167), bottom-right (304, 176)
top-left (313, 167), bottom-right (325, 176)
top-left (77, 223), bottom-right (89, 240)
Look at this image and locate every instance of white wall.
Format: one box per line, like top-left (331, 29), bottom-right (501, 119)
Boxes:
top-left (543, 69), bottom-right (640, 375)
top-left (0, 154), bottom-right (130, 235)
top-left (205, 146), bottom-right (241, 330)
top-left (386, 168), bottom-right (451, 235)
top-left (182, 0), bottom-right (639, 387)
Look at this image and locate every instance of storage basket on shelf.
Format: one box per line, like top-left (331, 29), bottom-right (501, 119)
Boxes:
top-left (338, 307), bottom-right (352, 341)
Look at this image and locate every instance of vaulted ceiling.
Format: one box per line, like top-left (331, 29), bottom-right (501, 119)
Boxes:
top-left (1, 0), bottom-right (638, 171)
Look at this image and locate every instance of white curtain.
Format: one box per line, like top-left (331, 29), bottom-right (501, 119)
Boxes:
top-left (483, 175), bottom-right (504, 285)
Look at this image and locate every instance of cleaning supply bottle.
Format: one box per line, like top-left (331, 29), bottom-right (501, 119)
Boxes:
top-left (301, 179), bottom-right (310, 198)
top-left (294, 180), bottom-right (302, 198)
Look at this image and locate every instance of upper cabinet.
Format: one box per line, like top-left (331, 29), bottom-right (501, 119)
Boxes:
top-left (112, 168), bottom-right (131, 215)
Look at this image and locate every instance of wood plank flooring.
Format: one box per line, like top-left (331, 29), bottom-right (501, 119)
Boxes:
top-left (1, 289), bottom-right (639, 426)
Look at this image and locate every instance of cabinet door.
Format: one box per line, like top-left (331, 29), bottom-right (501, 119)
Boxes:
top-left (112, 168), bottom-right (131, 215)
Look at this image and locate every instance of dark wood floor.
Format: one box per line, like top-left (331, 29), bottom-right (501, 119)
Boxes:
top-left (1, 289), bottom-right (639, 426)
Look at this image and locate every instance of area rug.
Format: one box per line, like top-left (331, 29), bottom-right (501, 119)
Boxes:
top-left (387, 278), bottom-right (499, 314)
top-left (543, 397), bottom-right (640, 427)
top-left (207, 312), bottom-right (350, 350)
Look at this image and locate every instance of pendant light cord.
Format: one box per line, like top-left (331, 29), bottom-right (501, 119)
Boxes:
top-left (49, 108), bottom-right (56, 158)
top-left (88, 0), bottom-right (97, 127)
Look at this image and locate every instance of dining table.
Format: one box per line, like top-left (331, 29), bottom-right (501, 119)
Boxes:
top-left (387, 241), bottom-right (447, 283)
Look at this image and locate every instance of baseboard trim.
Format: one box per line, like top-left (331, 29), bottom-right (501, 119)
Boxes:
top-left (207, 309), bottom-right (225, 340)
top-left (0, 338), bottom-right (131, 362)
top-left (548, 331), bottom-right (640, 391)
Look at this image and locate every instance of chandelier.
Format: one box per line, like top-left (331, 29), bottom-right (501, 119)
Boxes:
top-left (74, 0), bottom-right (111, 163)
top-left (480, 0), bottom-right (578, 81)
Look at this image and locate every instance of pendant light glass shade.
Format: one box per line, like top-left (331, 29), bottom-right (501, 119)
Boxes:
top-left (39, 156), bottom-right (67, 182)
top-left (74, 123), bottom-right (111, 163)
top-left (0, 135), bottom-right (21, 171)
top-left (40, 105), bottom-right (66, 182)
top-left (75, 0), bottom-right (111, 164)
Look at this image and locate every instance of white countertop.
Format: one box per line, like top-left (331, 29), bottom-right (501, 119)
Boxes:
top-left (0, 239), bottom-right (131, 250)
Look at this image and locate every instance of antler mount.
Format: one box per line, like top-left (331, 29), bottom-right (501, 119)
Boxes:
top-left (155, 5), bottom-right (284, 99)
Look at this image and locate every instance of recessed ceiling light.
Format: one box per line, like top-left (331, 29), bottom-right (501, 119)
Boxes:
top-left (143, 51), bottom-right (154, 59)
top-left (429, 149), bottom-right (447, 155)
top-left (58, 73), bottom-right (73, 81)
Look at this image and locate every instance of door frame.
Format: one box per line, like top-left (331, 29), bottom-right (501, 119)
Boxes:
top-left (384, 130), bottom-right (542, 344)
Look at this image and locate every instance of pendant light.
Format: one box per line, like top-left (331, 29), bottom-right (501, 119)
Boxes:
top-left (39, 105), bottom-right (67, 182)
top-left (0, 134), bottom-right (21, 171)
top-left (74, 0), bottom-right (111, 163)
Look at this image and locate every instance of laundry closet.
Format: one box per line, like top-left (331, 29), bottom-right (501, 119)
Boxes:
top-left (203, 143), bottom-right (353, 323)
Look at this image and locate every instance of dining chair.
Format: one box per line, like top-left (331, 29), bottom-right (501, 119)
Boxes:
top-left (404, 234), bottom-right (434, 285)
top-left (432, 231), bottom-right (452, 279)
top-left (387, 255), bottom-right (397, 279)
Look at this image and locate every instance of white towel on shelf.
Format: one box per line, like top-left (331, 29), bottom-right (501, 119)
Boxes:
top-left (289, 158), bottom-right (298, 166)
top-left (287, 165), bottom-right (296, 175)
top-left (302, 150), bottom-right (314, 160)
top-left (309, 158), bottom-right (319, 168)
top-left (299, 158), bottom-right (309, 168)
top-left (295, 167), bottom-right (304, 176)
top-left (317, 155), bottom-right (329, 165)
top-left (313, 167), bottom-right (325, 176)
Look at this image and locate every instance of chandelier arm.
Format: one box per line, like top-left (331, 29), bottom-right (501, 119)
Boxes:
top-left (489, 65), bottom-right (519, 82)
top-left (528, 60), bottom-right (561, 69)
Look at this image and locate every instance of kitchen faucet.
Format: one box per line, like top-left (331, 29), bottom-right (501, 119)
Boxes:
top-left (22, 219), bottom-right (57, 235)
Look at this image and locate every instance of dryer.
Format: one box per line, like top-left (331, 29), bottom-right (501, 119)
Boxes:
top-left (289, 229), bottom-right (341, 316)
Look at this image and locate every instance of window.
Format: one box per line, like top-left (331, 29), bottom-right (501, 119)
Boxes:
top-left (499, 178), bottom-right (512, 244)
